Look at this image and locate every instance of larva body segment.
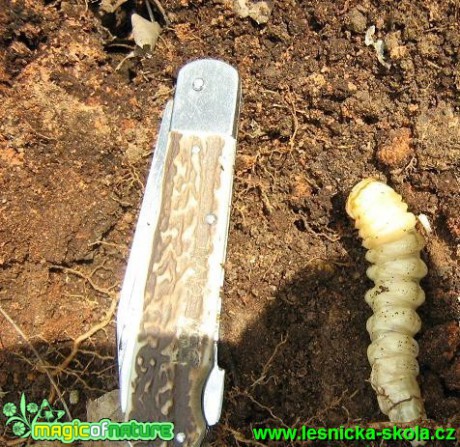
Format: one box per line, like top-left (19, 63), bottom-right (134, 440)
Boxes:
top-left (346, 179), bottom-right (427, 423)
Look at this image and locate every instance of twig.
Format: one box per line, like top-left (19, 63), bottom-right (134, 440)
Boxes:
top-left (0, 305), bottom-right (72, 421)
top-left (148, 0), bottom-right (170, 26)
top-left (145, 0), bottom-right (155, 22)
top-left (106, 42), bottom-right (135, 50)
top-left (285, 89), bottom-right (299, 153)
top-left (115, 52), bottom-right (136, 72)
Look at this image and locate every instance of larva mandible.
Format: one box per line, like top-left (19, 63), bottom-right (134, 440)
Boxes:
top-left (346, 179), bottom-right (427, 422)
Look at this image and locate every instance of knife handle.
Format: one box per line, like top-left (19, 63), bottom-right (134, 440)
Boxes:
top-left (127, 130), bottom-right (236, 447)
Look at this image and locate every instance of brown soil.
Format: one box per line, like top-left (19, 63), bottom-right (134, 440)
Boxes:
top-left (0, 0), bottom-right (459, 446)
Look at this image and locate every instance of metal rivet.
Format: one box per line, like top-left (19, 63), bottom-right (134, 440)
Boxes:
top-left (205, 214), bottom-right (217, 225)
top-left (176, 432), bottom-right (186, 443)
top-left (192, 78), bottom-right (204, 91)
top-left (191, 145), bottom-right (201, 154)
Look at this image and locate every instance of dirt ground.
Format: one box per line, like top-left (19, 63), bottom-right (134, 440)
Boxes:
top-left (0, 0), bottom-right (459, 445)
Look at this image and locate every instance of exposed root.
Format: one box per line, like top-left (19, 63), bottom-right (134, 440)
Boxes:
top-left (0, 305), bottom-right (72, 420)
top-left (250, 334), bottom-right (288, 389)
top-left (284, 88), bottom-right (299, 154)
top-left (232, 388), bottom-right (289, 428)
top-left (302, 219), bottom-right (341, 242)
top-left (218, 335), bottom-right (290, 445)
top-left (51, 265), bottom-right (118, 296)
top-left (43, 264), bottom-right (119, 402)
top-left (221, 425), bottom-right (269, 447)
top-left (88, 240), bottom-right (128, 253)
top-left (50, 295), bottom-right (117, 377)
top-left (45, 294), bottom-right (118, 405)
top-left (119, 162), bottom-right (145, 193)
top-left (305, 389), bottom-right (359, 425)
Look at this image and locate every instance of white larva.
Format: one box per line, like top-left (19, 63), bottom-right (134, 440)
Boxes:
top-left (346, 179), bottom-right (427, 422)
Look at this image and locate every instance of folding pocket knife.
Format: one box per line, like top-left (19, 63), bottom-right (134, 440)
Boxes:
top-left (117, 59), bottom-right (241, 446)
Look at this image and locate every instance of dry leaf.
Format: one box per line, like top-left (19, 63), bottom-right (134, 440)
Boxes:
top-left (131, 13), bottom-right (161, 50)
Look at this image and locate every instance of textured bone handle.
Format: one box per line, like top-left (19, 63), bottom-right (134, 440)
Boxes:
top-left (126, 131), bottom-right (236, 446)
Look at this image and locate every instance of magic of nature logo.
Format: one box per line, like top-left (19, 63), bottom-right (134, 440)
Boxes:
top-left (2, 393), bottom-right (175, 443)
top-left (2, 393), bottom-right (65, 438)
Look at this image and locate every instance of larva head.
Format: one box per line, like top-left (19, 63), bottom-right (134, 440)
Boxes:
top-left (345, 178), bottom-right (377, 219)
top-left (346, 179), bottom-right (417, 249)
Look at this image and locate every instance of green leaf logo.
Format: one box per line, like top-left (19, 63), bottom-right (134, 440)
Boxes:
top-left (2, 394), bottom-right (67, 439)
top-left (12, 421), bottom-right (26, 436)
top-left (2, 402), bottom-right (17, 417)
top-left (26, 403), bottom-right (38, 414)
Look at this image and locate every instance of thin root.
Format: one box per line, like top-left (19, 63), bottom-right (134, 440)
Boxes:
top-left (0, 305), bottom-right (72, 420)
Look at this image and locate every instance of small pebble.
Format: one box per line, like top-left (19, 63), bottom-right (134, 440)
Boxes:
top-left (69, 389), bottom-right (79, 405)
top-left (346, 8), bottom-right (367, 34)
top-left (124, 212), bottom-right (134, 224)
